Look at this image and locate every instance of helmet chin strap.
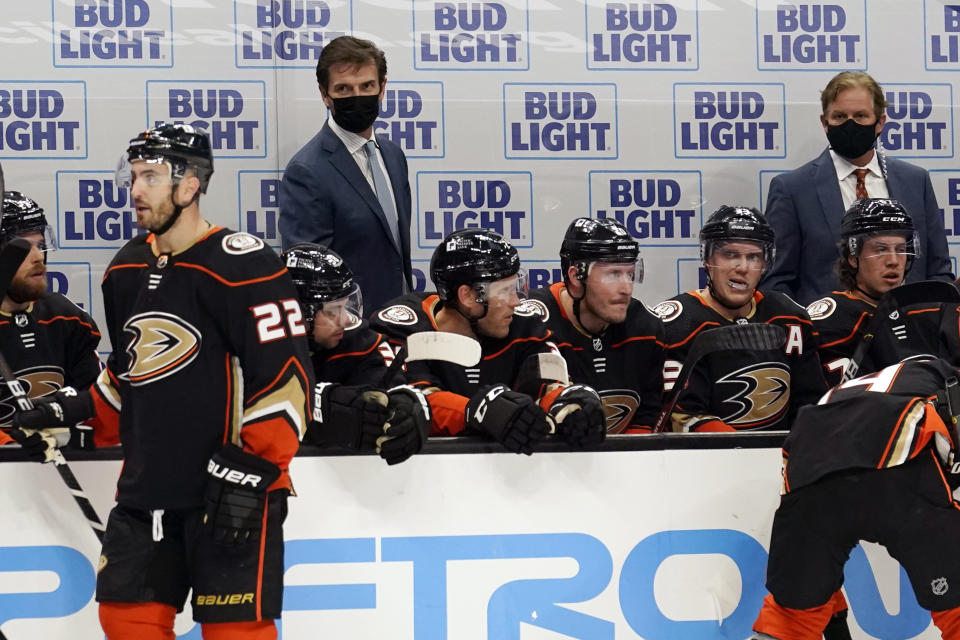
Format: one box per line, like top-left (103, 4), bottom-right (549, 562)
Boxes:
top-left (848, 257), bottom-right (882, 303)
top-left (150, 182), bottom-right (198, 236)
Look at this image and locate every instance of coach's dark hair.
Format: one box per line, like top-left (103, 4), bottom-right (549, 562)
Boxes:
top-left (315, 36), bottom-right (387, 93)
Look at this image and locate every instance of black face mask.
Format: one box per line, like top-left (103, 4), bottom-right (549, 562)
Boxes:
top-left (329, 94), bottom-right (380, 134)
top-left (826, 118), bottom-right (879, 160)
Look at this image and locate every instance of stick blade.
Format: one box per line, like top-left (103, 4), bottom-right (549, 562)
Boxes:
top-left (695, 323), bottom-right (787, 353)
top-left (887, 280), bottom-right (960, 308)
top-left (405, 331), bottom-right (481, 367)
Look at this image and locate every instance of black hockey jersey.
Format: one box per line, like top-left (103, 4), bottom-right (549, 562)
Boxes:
top-left (370, 292), bottom-right (556, 435)
top-left (784, 358), bottom-right (957, 493)
top-left (530, 283), bottom-right (665, 433)
top-left (0, 293), bottom-right (102, 442)
top-left (654, 290), bottom-right (827, 432)
top-left (807, 291), bottom-right (954, 387)
top-left (310, 318), bottom-right (392, 388)
top-left (91, 227), bottom-right (313, 510)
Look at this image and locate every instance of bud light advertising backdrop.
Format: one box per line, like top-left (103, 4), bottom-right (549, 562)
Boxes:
top-left (1, 1), bottom-right (959, 638)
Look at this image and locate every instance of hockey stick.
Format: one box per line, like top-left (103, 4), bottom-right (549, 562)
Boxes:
top-left (840, 280), bottom-right (960, 383)
top-left (653, 323), bottom-right (787, 433)
top-left (379, 331), bottom-right (482, 387)
top-left (513, 352), bottom-right (570, 398)
top-left (0, 239), bottom-right (105, 544)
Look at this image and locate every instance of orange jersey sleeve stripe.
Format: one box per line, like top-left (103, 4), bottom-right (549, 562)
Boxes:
top-left (101, 263), bottom-right (149, 282)
top-left (174, 263), bottom-right (290, 288)
top-left (484, 333), bottom-right (551, 361)
top-left (240, 416), bottom-right (297, 492)
top-left (326, 334), bottom-right (384, 362)
top-left (36, 315), bottom-right (102, 336)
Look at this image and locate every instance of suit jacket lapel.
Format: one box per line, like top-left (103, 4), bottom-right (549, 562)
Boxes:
top-left (320, 126), bottom-right (400, 256)
top-left (813, 147), bottom-right (845, 239)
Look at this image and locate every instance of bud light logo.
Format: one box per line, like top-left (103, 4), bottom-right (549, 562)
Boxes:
top-left (46, 262), bottom-right (93, 314)
top-left (414, 1), bottom-right (529, 70)
top-left (756, 1), bottom-right (866, 69)
top-left (416, 171), bottom-right (533, 248)
top-left (925, 2), bottom-right (960, 69)
top-left (55, 170), bottom-right (146, 250)
top-left (238, 170), bottom-right (282, 249)
top-left (930, 170), bottom-right (960, 243)
top-left (0, 82), bottom-right (87, 159)
top-left (234, 0), bottom-right (351, 68)
top-left (586, 2), bottom-right (699, 70)
top-left (674, 83), bottom-right (786, 158)
top-left (880, 83), bottom-right (953, 158)
top-left (589, 171), bottom-right (702, 245)
top-left (374, 82), bottom-right (445, 158)
top-left (526, 260), bottom-right (563, 289)
top-left (411, 259), bottom-right (430, 292)
top-left (504, 83), bottom-right (617, 159)
top-left (53, 0), bottom-right (173, 68)
top-left (146, 81), bottom-right (267, 158)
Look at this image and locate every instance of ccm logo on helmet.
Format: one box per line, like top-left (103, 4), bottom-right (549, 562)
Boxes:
top-left (206, 460), bottom-right (265, 488)
top-left (586, 1), bottom-right (698, 70)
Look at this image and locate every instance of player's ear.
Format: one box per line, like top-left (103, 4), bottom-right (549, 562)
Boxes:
top-left (566, 266), bottom-right (584, 297)
top-left (457, 284), bottom-right (478, 309)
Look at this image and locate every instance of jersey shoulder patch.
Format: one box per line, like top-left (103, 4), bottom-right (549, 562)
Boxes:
top-left (806, 296), bottom-right (837, 321)
top-left (221, 232), bottom-right (265, 255)
top-left (515, 298), bottom-right (548, 321)
top-left (377, 304), bottom-right (418, 326)
top-left (651, 299), bottom-right (683, 322)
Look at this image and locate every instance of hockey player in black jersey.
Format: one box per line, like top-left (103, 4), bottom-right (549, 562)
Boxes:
top-left (529, 217), bottom-right (665, 433)
top-left (371, 228), bottom-right (606, 452)
top-left (752, 358), bottom-right (960, 640)
top-left (283, 242), bottom-right (429, 465)
top-left (0, 191), bottom-right (102, 456)
top-left (653, 206), bottom-right (827, 432)
top-left (806, 199), bottom-right (942, 386)
top-left (13, 124), bottom-right (313, 640)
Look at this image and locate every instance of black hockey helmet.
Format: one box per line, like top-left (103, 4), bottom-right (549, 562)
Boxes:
top-left (281, 243), bottom-right (362, 321)
top-left (431, 229), bottom-right (524, 305)
top-left (1, 191), bottom-right (56, 252)
top-left (119, 123), bottom-right (214, 193)
top-left (560, 217), bottom-right (642, 285)
top-left (700, 205), bottom-right (776, 270)
top-left (840, 198), bottom-right (918, 258)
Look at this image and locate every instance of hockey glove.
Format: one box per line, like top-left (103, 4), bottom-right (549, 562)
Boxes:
top-left (548, 384), bottom-right (606, 449)
top-left (378, 385), bottom-right (431, 465)
top-left (203, 444), bottom-right (280, 547)
top-left (7, 427), bottom-right (69, 463)
top-left (465, 384), bottom-right (551, 455)
top-left (310, 383), bottom-right (389, 450)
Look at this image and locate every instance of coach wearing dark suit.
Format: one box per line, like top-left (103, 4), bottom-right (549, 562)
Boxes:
top-left (763, 71), bottom-right (952, 305)
top-left (280, 36), bottom-right (412, 312)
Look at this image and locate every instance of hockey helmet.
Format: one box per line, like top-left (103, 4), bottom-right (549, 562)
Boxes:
top-left (1, 191), bottom-right (56, 252)
top-left (560, 217), bottom-right (643, 285)
top-left (431, 229), bottom-right (526, 305)
top-left (281, 243), bottom-right (362, 322)
top-left (117, 123), bottom-right (214, 193)
top-left (700, 205), bottom-right (776, 271)
top-left (840, 198), bottom-right (918, 263)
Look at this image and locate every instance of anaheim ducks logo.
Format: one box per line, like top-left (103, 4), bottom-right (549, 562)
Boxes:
top-left (122, 312), bottom-right (202, 386)
top-left (599, 389), bottom-right (640, 434)
top-left (0, 366), bottom-right (65, 425)
top-left (716, 362), bottom-right (790, 427)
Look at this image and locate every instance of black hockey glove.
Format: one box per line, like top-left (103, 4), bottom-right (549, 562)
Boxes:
top-left (309, 383), bottom-right (389, 450)
top-left (378, 385), bottom-right (431, 465)
top-left (465, 384), bottom-right (551, 455)
top-left (10, 387), bottom-right (97, 460)
top-left (548, 384), bottom-right (606, 449)
top-left (203, 444), bottom-right (281, 547)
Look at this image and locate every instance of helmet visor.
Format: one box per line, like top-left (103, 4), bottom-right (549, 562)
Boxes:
top-left (588, 258), bottom-right (644, 286)
top-left (315, 286), bottom-right (363, 328)
top-left (115, 154), bottom-right (173, 190)
top-left (483, 270), bottom-right (528, 303)
top-left (857, 233), bottom-right (920, 261)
